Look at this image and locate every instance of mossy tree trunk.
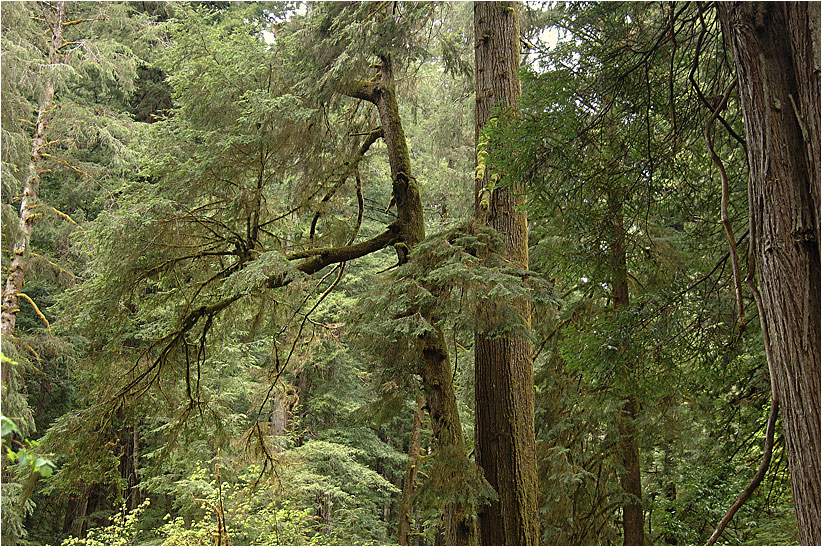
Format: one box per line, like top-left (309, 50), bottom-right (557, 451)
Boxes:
top-left (1, 1), bottom-right (64, 368)
top-left (349, 51), bottom-right (474, 546)
top-left (719, 4), bottom-right (820, 544)
top-left (473, 2), bottom-right (540, 544)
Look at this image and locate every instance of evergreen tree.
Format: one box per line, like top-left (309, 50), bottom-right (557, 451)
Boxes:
top-left (719, 3), bottom-right (820, 544)
top-left (473, 2), bottom-right (539, 544)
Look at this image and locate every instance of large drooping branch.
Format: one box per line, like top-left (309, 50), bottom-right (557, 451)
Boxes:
top-left (112, 222), bottom-right (402, 402)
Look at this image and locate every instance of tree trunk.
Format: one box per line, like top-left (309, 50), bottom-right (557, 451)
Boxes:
top-left (316, 491), bottom-right (332, 535)
top-left (353, 48), bottom-right (474, 545)
top-left (473, 3), bottom-right (539, 545)
top-left (398, 397), bottom-right (425, 545)
top-left (1, 1), bottom-right (64, 368)
top-left (718, 3), bottom-right (821, 545)
top-left (418, 328), bottom-right (474, 545)
top-left (610, 202), bottom-right (645, 546)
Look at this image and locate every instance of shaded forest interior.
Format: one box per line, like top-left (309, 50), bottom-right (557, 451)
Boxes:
top-left (1, 1), bottom-right (819, 546)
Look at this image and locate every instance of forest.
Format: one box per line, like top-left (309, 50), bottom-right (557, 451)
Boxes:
top-left (1, 1), bottom-right (819, 545)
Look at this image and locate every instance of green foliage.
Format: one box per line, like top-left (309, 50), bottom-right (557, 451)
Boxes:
top-left (62, 499), bottom-right (150, 546)
top-left (2, 2), bottom-right (801, 546)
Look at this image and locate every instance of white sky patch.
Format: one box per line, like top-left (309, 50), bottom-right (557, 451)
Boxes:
top-left (540, 25), bottom-right (560, 50)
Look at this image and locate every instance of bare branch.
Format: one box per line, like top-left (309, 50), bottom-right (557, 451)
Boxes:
top-left (706, 400), bottom-right (779, 545)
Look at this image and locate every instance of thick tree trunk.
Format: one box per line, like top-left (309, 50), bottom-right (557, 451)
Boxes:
top-left (418, 328), bottom-right (474, 545)
top-left (398, 397), bottom-right (425, 545)
top-left (473, 3), bottom-right (539, 545)
top-left (610, 205), bottom-right (645, 546)
top-left (718, 3), bottom-right (821, 545)
top-left (1, 1), bottom-right (64, 369)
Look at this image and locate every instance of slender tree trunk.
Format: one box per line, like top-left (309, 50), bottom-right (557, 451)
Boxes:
top-left (719, 4), bottom-right (821, 545)
top-left (609, 203), bottom-right (645, 545)
top-left (355, 51), bottom-right (474, 545)
top-left (316, 492), bottom-right (332, 535)
top-left (1, 1), bottom-right (64, 369)
top-left (398, 397), bottom-right (425, 545)
top-left (473, 3), bottom-right (539, 544)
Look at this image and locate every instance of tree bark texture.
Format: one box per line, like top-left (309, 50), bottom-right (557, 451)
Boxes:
top-left (719, 3), bottom-right (821, 545)
top-left (355, 46), bottom-right (474, 545)
top-left (609, 202), bottom-right (645, 546)
top-left (373, 55), bottom-right (427, 260)
top-left (473, 3), bottom-right (539, 545)
top-left (398, 397), bottom-right (425, 545)
top-left (1, 1), bottom-right (64, 368)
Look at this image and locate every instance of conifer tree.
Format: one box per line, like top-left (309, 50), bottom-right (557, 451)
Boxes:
top-left (1, 1), bottom-right (65, 357)
top-left (473, 2), bottom-right (539, 544)
top-left (719, 4), bottom-right (820, 544)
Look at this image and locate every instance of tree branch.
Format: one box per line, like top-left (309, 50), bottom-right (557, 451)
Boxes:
top-left (706, 400), bottom-right (779, 545)
top-left (111, 222), bottom-right (401, 403)
top-left (705, 79), bottom-right (745, 328)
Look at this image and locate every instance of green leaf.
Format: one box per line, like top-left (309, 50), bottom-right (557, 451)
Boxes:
top-left (1, 416), bottom-right (20, 438)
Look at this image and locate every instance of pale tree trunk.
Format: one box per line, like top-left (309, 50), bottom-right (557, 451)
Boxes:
top-left (1, 2), bottom-right (65, 369)
top-left (473, 2), bottom-right (539, 544)
top-left (718, 3), bottom-right (821, 545)
top-left (609, 199), bottom-right (644, 546)
top-left (397, 397), bottom-right (425, 545)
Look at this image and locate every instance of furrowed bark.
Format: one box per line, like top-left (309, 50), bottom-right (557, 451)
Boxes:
top-left (473, 3), bottom-right (539, 545)
top-left (719, 3), bottom-right (821, 544)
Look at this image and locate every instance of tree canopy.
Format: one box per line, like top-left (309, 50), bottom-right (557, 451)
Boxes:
top-left (1, 2), bottom-right (818, 546)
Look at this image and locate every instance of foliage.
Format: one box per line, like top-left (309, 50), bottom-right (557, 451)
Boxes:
top-left (62, 499), bottom-right (150, 546)
top-left (1, 2), bottom-right (805, 546)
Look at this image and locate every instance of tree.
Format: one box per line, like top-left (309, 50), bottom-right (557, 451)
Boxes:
top-left (1, 1), bottom-right (65, 360)
top-left (719, 3), bottom-right (821, 544)
top-left (473, 2), bottom-right (539, 544)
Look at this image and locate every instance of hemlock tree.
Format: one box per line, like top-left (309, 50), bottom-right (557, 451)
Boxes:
top-left (719, 3), bottom-right (821, 544)
top-left (473, 2), bottom-right (539, 544)
top-left (1, 1), bottom-right (65, 356)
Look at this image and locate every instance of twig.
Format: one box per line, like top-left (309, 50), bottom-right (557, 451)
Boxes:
top-left (16, 292), bottom-right (50, 331)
